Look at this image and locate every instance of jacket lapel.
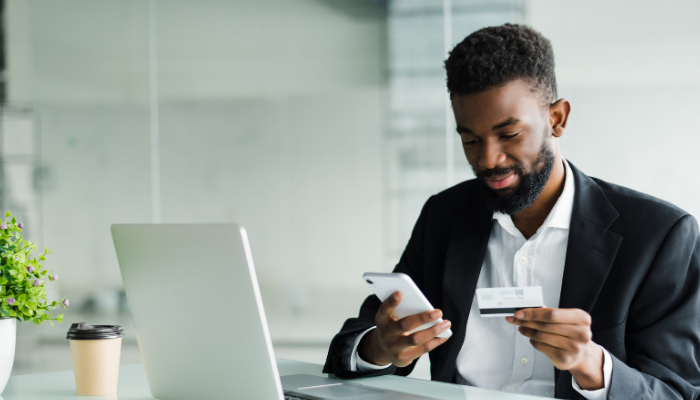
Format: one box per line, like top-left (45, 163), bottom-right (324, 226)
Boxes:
top-left (558, 163), bottom-right (623, 312)
top-left (436, 187), bottom-right (492, 382)
top-left (555, 162), bottom-right (623, 397)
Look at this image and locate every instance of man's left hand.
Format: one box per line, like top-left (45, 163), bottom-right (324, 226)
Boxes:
top-left (506, 307), bottom-right (604, 390)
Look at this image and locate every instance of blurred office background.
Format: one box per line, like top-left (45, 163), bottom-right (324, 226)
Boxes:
top-left (2, 0), bottom-right (699, 380)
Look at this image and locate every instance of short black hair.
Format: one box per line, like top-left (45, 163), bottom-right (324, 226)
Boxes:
top-left (444, 23), bottom-right (557, 105)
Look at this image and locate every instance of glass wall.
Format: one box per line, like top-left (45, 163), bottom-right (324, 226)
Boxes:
top-left (4, 0), bottom-right (700, 381)
top-left (384, 0), bottom-right (523, 272)
top-left (6, 0), bottom-right (152, 374)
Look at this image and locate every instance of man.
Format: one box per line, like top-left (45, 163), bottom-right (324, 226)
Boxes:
top-left (323, 24), bottom-right (700, 399)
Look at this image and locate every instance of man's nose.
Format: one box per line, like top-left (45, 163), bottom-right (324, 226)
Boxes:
top-left (478, 141), bottom-right (506, 170)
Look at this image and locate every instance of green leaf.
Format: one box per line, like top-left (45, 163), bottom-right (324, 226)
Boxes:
top-left (56, 314), bottom-right (64, 322)
top-left (32, 319), bottom-right (40, 325)
top-left (11, 217), bottom-right (16, 224)
top-left (4, 212), bottom-right (9, 218)
top-left (41, 270), bottom-right (47, 276)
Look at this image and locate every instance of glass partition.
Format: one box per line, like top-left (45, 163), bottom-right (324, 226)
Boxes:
top-left (5, 0), bottom-right (151, 374)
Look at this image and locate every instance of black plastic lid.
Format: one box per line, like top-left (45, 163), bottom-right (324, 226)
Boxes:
top-left (66, 322), bottom-right (124, 340)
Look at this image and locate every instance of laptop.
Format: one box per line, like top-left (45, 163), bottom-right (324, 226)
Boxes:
top-left (112, 224), bottom-right (438, 400)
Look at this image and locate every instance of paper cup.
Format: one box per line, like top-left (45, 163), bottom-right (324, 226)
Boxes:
top-left (67, 322), bottom-right (124, 396)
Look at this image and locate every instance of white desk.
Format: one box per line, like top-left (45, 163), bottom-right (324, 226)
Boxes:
top-left (1, 359), bottom-right (546, 400)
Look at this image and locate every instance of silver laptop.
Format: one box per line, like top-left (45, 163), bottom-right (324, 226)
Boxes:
top-left (112, 224), bottom-right (437, 400)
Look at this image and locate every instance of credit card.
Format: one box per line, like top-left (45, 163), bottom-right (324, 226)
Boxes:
top-left (475, 286), bottom-right (544, 317)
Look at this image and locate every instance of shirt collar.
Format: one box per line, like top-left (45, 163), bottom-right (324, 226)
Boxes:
top-left (492, 157), bottom-right (575, 232)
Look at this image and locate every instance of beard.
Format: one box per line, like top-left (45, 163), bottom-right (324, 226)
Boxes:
top-left (474, 141), bottom-right (555, 216)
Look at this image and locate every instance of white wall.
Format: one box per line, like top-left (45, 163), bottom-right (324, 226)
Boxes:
top-left (7, 1), bottom-right (151, 105)
top-left (8, 0), bottom-right (387, 103)
top-left (526, 0), bottom-right (700, 217)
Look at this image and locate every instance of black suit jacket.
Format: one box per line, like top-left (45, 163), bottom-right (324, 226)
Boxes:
top-left (323, 161), bottom-right (700, 399)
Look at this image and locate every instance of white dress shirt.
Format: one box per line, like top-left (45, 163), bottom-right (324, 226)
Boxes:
top-left (351, 159), bottom-right (612, 399)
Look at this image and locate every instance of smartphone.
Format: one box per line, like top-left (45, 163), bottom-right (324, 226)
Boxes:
top-left (363, 272), bottom-right (452, 339)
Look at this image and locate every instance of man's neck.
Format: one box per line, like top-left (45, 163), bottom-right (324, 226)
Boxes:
top-left (511, 157), bottom-right (566, 239)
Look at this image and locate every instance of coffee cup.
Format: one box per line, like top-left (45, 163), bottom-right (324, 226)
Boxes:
top-left (67, 322), bottom-right (124, 396)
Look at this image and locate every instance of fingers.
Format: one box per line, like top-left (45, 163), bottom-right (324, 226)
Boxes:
top-left (377, 292), bottom-right (402, 321)
top-left (505, 307), bottom-right (598, 373)
top-left (528, 338), bottom-right (563, 361)
top-left (374, 293), bottom-right (451, 367)
top-left (507, 308), bottom-right (593, 349)
top-left (507, 319), bottom-right (593, 341)
top-left (394, 336), bottom-right (451, 366)
top-left (376, 314), bottom-right (451, 367)
top-left (513, 307), bottom-right (591, 325)
top-left (394, 309), bottom-right (443, 335)
top-left (517, 326), bottom-right (579, 351)
top-left (396, 320), bottom-right (452, 348)
top-left (527, 337), bottom-right (601, 372)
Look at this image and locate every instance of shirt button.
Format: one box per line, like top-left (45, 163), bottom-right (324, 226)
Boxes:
top-left (520, 357), bottom-right (528, 365)
top-left (519, 256), bottom-right (529, 264)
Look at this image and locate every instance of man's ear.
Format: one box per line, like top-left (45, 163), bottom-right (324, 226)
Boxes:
top-left (549, 99), bottom-right (571, 138)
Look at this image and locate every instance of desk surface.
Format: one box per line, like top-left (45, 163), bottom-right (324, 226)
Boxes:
top-left (1, 359), bottom-right (545, 400)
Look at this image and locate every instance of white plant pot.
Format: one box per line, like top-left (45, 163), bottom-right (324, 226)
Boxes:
top-left (0, 318), bottom-right (16, 394)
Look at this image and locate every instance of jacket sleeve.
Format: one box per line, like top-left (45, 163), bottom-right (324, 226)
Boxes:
top-left (607, 214), bottom-right (700, 399)
top-left (322, 196), bottom-right (434, 379)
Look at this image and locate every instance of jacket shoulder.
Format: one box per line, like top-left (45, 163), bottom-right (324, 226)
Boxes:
top-left (413, 179), bottom-right (486, 230)
top-left (591, 177), bottom-right (689, 222)
top-left (431, 179), bottom-right (481, 205)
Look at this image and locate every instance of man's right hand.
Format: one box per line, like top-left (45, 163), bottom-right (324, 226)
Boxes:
top-left (358, 291), bottom-right (452, 367)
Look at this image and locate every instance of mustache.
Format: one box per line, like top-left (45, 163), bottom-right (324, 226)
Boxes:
top-left (476, 165), bottom-right (523, 179)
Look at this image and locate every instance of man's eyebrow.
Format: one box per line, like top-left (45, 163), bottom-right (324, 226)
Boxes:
top-left (492, 117), bottom-right (521, 130)
top-left (455, 117), bottom-right (522, 134)
top-left (456, 125), bottom-right (473, 134)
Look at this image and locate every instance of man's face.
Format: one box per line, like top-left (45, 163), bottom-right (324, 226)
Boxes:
top-left (451, 79), bottom-right (556, 215)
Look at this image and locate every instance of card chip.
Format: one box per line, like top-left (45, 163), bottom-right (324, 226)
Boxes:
top-left (515, 289), bottom-right (523, 295)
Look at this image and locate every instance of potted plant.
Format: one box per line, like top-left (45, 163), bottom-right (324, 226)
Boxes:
top-left (0, 211), bottom-right (68, 393)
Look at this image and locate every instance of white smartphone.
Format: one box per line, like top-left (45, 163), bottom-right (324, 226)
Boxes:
top-left (363, 272), bottom-right (452, 339)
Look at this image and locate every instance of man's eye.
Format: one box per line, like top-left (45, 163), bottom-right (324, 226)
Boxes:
top-left (501, 133), bottom-right (519, 140)
top-left (462, 139), bottom-right (479, 145)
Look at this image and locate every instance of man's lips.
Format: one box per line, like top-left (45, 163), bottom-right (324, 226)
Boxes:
top-left (485, 173), bottom-right (516, 189)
